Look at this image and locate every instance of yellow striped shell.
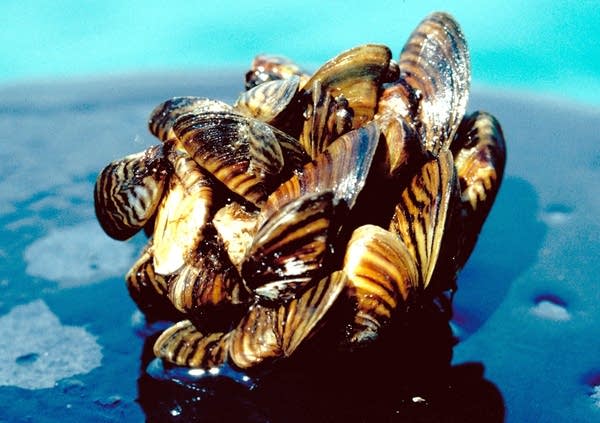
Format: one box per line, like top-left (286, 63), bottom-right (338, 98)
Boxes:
top-left (93, 11), bottom-right (507, 376)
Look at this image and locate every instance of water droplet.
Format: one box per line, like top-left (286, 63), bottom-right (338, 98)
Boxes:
top-left (540, 203), bottom-right (573, 225)
top-left (15, 352), bottom-right (39, 366)
top-left (94, 395), bottom-right (122, 409)
top-left (531, 295), bottom-right (570, 321)
top-left (170, 405), bottom-right (182, 417)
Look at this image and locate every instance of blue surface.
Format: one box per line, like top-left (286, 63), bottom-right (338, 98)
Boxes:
top-left (0, 73), bottom-right (599, 422)
top-left (2, 1), bottom-right (600, 106)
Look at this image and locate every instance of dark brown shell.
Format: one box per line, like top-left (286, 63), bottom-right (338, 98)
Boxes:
top-left (261, 121), bottom-right (380, 222)
top-left (148, 97), bottom-right (233, 143)
top-left (242, 191), bottom-right (336, 301)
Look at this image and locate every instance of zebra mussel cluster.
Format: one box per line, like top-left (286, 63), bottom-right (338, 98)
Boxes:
top-left (94, 12), bottom-right (505, 375)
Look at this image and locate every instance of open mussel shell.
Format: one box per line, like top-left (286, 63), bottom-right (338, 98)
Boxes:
top-left (261, 121), bottom-right (380, 223)
top-left (398, 12), bottom-right (470, 156)
top-left (303, 44), bottom-right (393, 130)
top-left (152, 152), bottom-right (214, 275)
top-left (245, 54), bottom-right (309, 89)
top-left (148, 97), bottom-right (233, 143)
top-left (389, 150), bottom-right (458, 290)
top-left (342, 224), bottom-right (419, 346)
top-left (450, 111), bottom-right (506, 269)
top-left (234, 75), bottom-right (301, 125)
top-left (242, 191), bottom-right (336, 302)
top-left (94, 144), bottom-right (170, 241)
top-left (173, 110), bottom-right (309, 206)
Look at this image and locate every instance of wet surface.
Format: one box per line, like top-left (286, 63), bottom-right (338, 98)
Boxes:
top-left (0, 74), bottom-right (599, 422)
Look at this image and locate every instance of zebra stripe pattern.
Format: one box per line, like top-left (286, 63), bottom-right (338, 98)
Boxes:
top-left (299, 80), bottom-right (353, 159)
top-left (229, 271), bottom-right (346, 369)
top-left (303, 44), bottom-right (392, 129)
top-left (94, 144), bottom-right (169, 240)
top-left (389, 150), bottom-right (456, 289)
top-left (167, 224), bottom-right (248, 315)
top-left (174, 111), bottom-right (290, 205)
top-left (399, 12), bottom-right (470, 156)
top-left (242, 191), bottom-right (335, 301)
top-left (235, 75), bottom-right (300, 124)
top-left (261, 121), bottom-right (380, 223)
top-left (343, 224), bottom-right (419, 345)
top-left (451, 111), bottom-right (506, 269)
top-left (148, 96), bottom-right (233, 142)
top-left (153, 319), bottom-right (230, 368)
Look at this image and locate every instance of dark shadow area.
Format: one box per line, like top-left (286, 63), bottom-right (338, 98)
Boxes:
top-left (137, 303), bottom-right (504, 422)
top-left (452, 176), bottom-right (547, 338)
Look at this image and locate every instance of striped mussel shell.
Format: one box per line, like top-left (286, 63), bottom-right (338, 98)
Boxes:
top-left (449, 111), bottom-right (506, 271)
top-left (126, 242), bottom-right (185, 322)
top-left (302, 44), bottom-right (394, 131)
top-left (94, 144), bottom-right (170, 240)
top-left (172, 110), bottom-right (309, 206)
top-left (234, 75), bottom-right (301, 126)
top-left (93, 11), bottom-right (508, 375)
top-left (148, 97), bottom-right (233, 143)
top-left (153, 271), bottom-right (347, 370)
top-left (395, 11), bottom-right (471, 156)
top-left (244, 54), bottom-right (309, 89)
top-left (240, 121), bottom-right (380, 302)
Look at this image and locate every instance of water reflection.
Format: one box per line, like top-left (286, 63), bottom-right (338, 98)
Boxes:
top-left (137, 303), bottom-right (504, 422)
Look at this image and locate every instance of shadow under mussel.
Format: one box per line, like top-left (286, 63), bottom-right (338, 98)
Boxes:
top-left (137, 301), bottom-right (504, 423)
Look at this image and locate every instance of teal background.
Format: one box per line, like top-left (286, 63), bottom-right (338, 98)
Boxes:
top-left (2, 0), bottom-right (599, 106)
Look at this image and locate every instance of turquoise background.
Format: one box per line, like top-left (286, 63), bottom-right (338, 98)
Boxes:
top-left (2, 0), bottom-right (599, 106)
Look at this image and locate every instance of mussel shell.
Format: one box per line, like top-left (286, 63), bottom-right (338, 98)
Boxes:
top-left (94, 144), bottom-right (170, 241)
top-left (245, 54), bottom-right (309, 89)
top-left (398, 12), bottom-right (470, 156)
top-left (125, 242), bottom-right (185, 322)
top-left (228, 271), bottom-right (346, 370)
top-left (299, 80), bottom-right (354, 159)
top-left (374, 108), bottom-right (425, 179)
top-left (173, 111), bottom-right (309, 205)
top-left (342, 224), bottom-right (419, 346)
top-left (152, 152), bottom-right (214, 275)
top-left (153, 270), bottom-right (346, 370)
top-left (212, 202), bottom-right (260, 269)
top-left (261, 121), bottom-right (380, 223)
top-left (234, 75), bottom-right (300, 125)
top-left (389, 150), bottom-right (458, 289)
top-left (166, 223), bottom-right (250, 332)
top-left (148, 97), bottom-right (233, 143)
top-left (242, 191), bottom-right (336, 302)
top-left (303, 44), bottom-right (392, 129)
top-left (450, 111), bottom-right (506, 269)
top-left (153, 319), bottom-right (231, 369)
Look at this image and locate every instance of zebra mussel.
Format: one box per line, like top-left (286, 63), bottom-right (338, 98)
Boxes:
top-left (95, 12), bottom-right (505, 377)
